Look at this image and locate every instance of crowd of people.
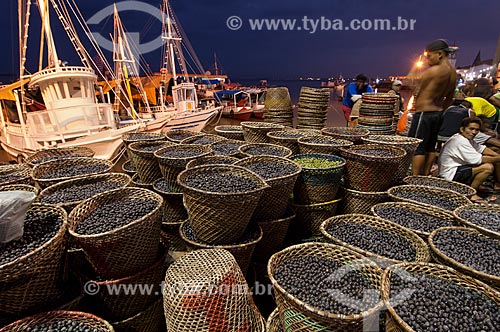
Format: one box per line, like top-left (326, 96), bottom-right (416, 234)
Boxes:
top-left (402, 39), bottom-right (500, 203)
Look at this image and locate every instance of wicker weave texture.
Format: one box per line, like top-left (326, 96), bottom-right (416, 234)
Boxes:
top-left (321, 127), bottom-right (370, 144)
top-left (0, 310), bottom-right (115, 332)
top-left (298, 136), bottom-right (354, 155)
top-left (320, 214), bottom-right (430, 266)
top-left (110, 298), bottom-right (165, 332)
top-left (388, 185), bottom-right (472, 212)
top-left (266, 309), bottom-right (284, 332)
top-left (453, 204), bottom-right (500, 240)
top-left (178, 165), bottom-right (268, 245)
top-left (214, 125), bottom-right (245, 140)
top-left (32, 157), bottom-right (113, 189)
top-left (235, 156), bottom-right (301, 222)
top-left (0, 164), bottom-right (33, 187)
top-left (268, 242), bottom-right (384, 331)
top-left (68, 187), bottom-right (163, 279)
top-left (0, 205), bottom-right (67, 317)
top-left (25, 146), bottom-right (95, 168)
top-left (241, 121), bottom-right (285, 143)
top-left (291, 198), bottom-right (341, 238)
top-left (341, 188), bottom-right (389, 215)
top-left (403, 175), bottom-right (476, 197)
top-left (122, 132), bottom-right (167, 161)
top-left (381, 262), bottom-right (500, 332)
top-left (340, 145), bottom-right (406, 192)
top-left (152, 179), bottom-right (188, 223)
top-left (0, 184), bottom-right (39, 196)
top-left (253, 208), bottom-right (295, 262)
top-left (163, 249), bottom-right (265, 332)
top-left (129, 141), bottom-right (174, 183)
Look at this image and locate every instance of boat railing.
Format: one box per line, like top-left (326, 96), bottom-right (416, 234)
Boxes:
top-left (31, 66), bottom-right (95, 81)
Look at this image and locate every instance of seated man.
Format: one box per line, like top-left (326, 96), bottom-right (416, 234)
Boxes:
top-left (474, 115), bottom-right (500, 153)
top-left (439, 117), bottom-right (500, 203)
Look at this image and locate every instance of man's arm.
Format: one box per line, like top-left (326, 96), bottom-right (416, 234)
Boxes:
top-left (483, 147), bottom-right (499, 157)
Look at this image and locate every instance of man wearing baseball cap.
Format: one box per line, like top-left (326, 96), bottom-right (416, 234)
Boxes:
top-left (408, 39), bottom-right (457, 175)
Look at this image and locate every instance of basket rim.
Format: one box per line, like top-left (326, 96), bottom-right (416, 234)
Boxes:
top-left (343, 187), bottom-right (388, 195)
top-left (362, 135), bottom-right (422, 145)
top-left (109, 297), bottom-right (163, 326)
top-left (266, 308), bottom-right (280, 331)
top-left (297, 135), bottom-right (354, 146)
top-left (371, 202), bottom-right (456, 237)
top-left (128, 140), bottom-right (173, 154)
top-left (241, 121), bottom-right (285, 129)
top-left (25, 146), bottom-right (95, 166)
top-left (320, 213), bottom-right (430, 265)
top-left (185, 155), bottom-right (240, 169)
top-left (428, 226), bottom-right (500, 284)
top-left (267, 242), bottom-right (385, 321)
top-left (179, 133), bottom-right (226, 145)
top-left (381, 262), bottom-right (500, 332)
top-left (131, 173), bottom-right (154, 186)
top-left (402, 175), bottom-right (476, 197)
top-left (234, 156), bottom-right (302, 183)
top-left (290, 153), bottom-right (346, 170)
top-left (291, 197), bottom-right (342, 208)
top-left (32, 157), bottom-right (113, 183)
top-left (179, 221), bottom-right (263, 249)
top-left (38, 172), bottom-right (132, 208)
top-left (68, 187), bottom-right (163, 239)
top-left (163, 129), bottom-right (204, 142)
top-left (177, 164), bottom-right (270, 197)
top-left (266, 130), bottom-right (305, 141)
top-left (321, 126), bottom-right (370, 136)
top-left (122, 131), bottom-right (166, 143)
top-left (256, 207), bottom-right (296, 225)
top-left (238, 143), bottom-right (293, 158)
top-left (0, 203), bottom-right (68, 271)
top-left (0, 310), bottom-right (114, 331)
top-left (387, 185), bottom-right (472, 212)
top-left (339, 144), bottom-right (407, 160)
top-left (153, 144), bottom-right (212, 161)
top-left (214, 125), bottom-right (243, 133)
top-left (152, 178), bottom-right (183, 195)
top-left (453, 204), bottom-right (500, 239)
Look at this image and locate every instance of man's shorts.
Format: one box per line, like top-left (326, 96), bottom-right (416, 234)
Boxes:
top-left (452, 165), bottom-right (473, 185)
top-left (342, 105), bottom-right (352, 122)
top-left (408, 111), bottom-right (443, 155)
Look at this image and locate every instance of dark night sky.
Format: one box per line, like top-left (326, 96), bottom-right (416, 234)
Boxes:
top-left (1, 0), bottom-right (499, 83)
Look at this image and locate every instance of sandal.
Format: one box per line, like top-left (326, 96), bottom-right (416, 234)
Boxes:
top-left (471, 196), bottom-right (497, 204)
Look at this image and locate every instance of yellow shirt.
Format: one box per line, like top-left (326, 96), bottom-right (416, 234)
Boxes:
top-left (465, 97), bottom-right (496, 118)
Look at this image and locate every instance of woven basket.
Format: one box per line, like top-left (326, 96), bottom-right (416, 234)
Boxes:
top-left (428, 227), bottom-right (500, 290)
top-left (0, 184), bottom-right (39, 196)
top-left (111, 298), bottom-right (165, 332)
top-left (403, 175), bottom-right (476, 197)
top-left (253, 207), bottom-right (295, 262)
top-left (210, 139), bottom-right (246, 158)
top-left (25, 146), bottom-right (95, 168)
top-left (38, 173), bottom-right (132, 213)
top-left (453, 204), bottom-right (500, 240)
top-left (130, 173), bottom-right (154, 189)
top-left (0, 164), bottom-right (33, 186)
top-left (268, 242), bottom-right (384, 331)
top-left (371, 202), bottom-right (458, 241)
top-left (152, 179), bottom-right (188, 223)
top-left (177, 165), bottom-right (269, 245)
top-left (68, 187), bottom-right (163, 279)
top-left (341, 188), bottom-right (389, 214)
top-left (186, 155), bottom-right (239, 169)
top-left (163, 249), bottom-right (265, 332)
top-left (180, 133), bottom-right (226, 145)
top-left (266, 309), bottom-right (283, 332)
top-left (321, 127), bottom-right (370, 144)
top-left (298, 135), bottom-right (353, 155)
top-left (290, 154), bottom-right (345, 204)
top-left (32, 157), bottom-right (113, 189)
top-left (235, 156), bottom-right (302, 221)
top-left (239, 143), bottom-right (293, 158)
top-left (241, 121), bottom-right (285, 143)
top-left (0, 310), bottom-right (114, 332)
top-left (154, 144), bottom-right (212, 191)
top-left (86, 244), bottom-right (169, 321)
top-left (290, 198), bottom-right (341, 238)
top-left (266, 130), bottom-right (307, 155)
top-left (362, 135), bottom-right (422, 185)
top-left (161, 222), bottom-right (187, 252)
top-left (121, 160), bottom-right (136, 176)
top-left (129, 141), bottom-right (174, 183)
top-left (164, 129), bottom-right (204, 143)
top-left (122, 132), bottom-right (167, 161)
top-left (214, 125), bottom-right (245, 140)
top-left (0, 204), bottom-right (67, 318)
top-left (265, 87), bottom-right (292, 110)
top-left (381, 262), bottom-right (500, 332)
top-left (320, 214), bottom-right (430, 267)
top-left (180, 221), bottom-right (262, 274)
top-left (340, 145), bottom-right (406, 192)
top-left (388, 185), bottom-right (472, 213)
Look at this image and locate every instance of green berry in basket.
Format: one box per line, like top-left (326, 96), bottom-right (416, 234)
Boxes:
top-left (294, 157), bottom-right (342, 169)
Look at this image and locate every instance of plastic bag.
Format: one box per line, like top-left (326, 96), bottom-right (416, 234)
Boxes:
top-left (0, 191), bottom-right (36, 244)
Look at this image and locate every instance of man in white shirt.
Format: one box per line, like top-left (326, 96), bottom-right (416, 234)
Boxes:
top-left (439, 117), bottom-right (500, 203)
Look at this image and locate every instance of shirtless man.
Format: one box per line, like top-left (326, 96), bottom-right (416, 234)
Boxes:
top-left (409, 39), bottom-right (457, 175)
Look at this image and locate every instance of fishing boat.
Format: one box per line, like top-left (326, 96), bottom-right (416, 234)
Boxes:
top-left (0, 0), bottom-right (147, 161)
top-left (215, 88), bottom-right (265, 121)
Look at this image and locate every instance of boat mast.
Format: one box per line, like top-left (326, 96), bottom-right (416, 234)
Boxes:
top-left (37, 0), bottom-right (60, 70)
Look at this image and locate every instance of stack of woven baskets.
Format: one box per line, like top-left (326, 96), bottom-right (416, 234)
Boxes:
top-left (263, 87), bottom-right (294, 127)
top-left (357, 93), bottom-right (399, 135)
top-left (339, 144), bottom-right (406, 214)
top-left (297, 87), bottom-right (330, 130)
top-left (289, 153), bottom-right (344, 239)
